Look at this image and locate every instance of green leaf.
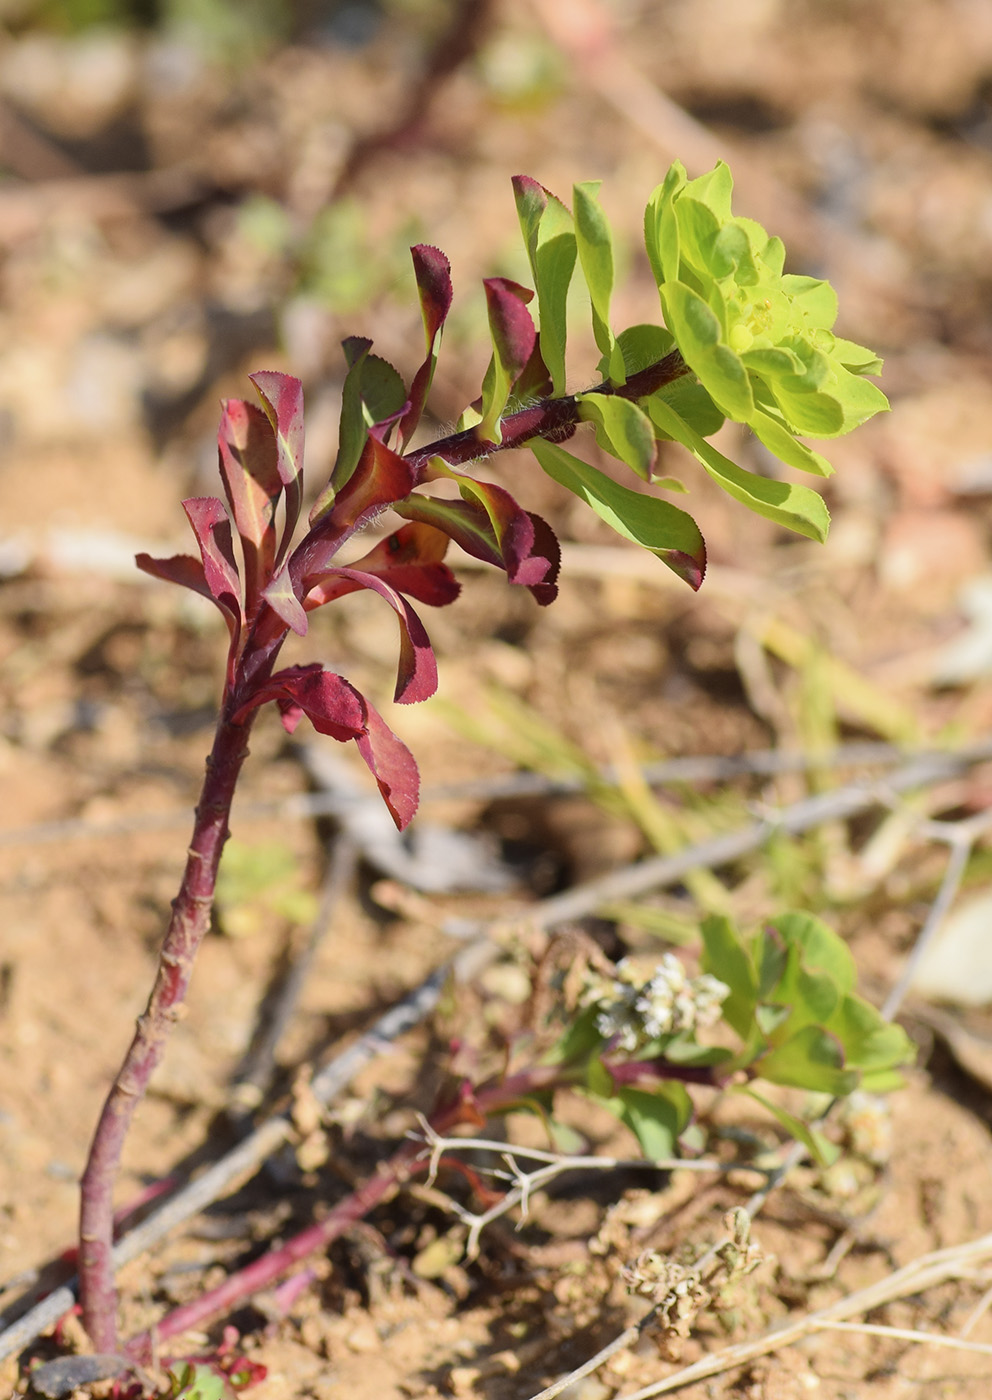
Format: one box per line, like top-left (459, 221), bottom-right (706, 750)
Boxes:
top-left (829, 361), bottom-right (891, 433)
top-left (573, 180), bottom-right (625, 383)
top-left (739, 1087), bottom-right (840, 1166)
top-left (757, 1024), bottom-right (858, 1095)
top-left (674, 196), bottom-right (723, 275)
top-left (547, 1003), bottom-right (608, 1066)
top-left (774, 912), bottom-right (857, 995)
top-left (575, 392), bottom-right (657, 479)
top-left (646, 398), bottom-right (831, 541)
top-left (660, 282), bottom-right (754, 420)
top-left (747, 405), bottom-right (834, 477)
top-left (644, 161), bottom-right (685, 289)
top-left (167, 1362), bottom-right (237, 1400)
top-left (530, 438), bottom-right (706, 590)
top-left (766, 943), bottom-right (842, 1040)
top-left (780, 274), bottom-right (838, 330)
top-left (829, 335), bottom-right (884, 375)
top-left (322, 338), bottom-right (408, 508)
top-left (596, 1083), bottom-right (692, 1159)
top-left (700, 914), bottom-right (758, 1039)
top-left (651, 376), bottom-right (726, 440)
top-left (512, 176), bottom-right (577, 395)
top-left (754, 926), bottom-right (788, 1000)
top-left (616, 323), bottom-right (675, 374)
top-left (826, 993), bottom-right (915, 1075)
top-left (683, 159), bottom-right (735, 222)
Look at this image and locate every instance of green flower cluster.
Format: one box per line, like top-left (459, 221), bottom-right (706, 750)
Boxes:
top-left (644, 160), bottom-right (888, 479)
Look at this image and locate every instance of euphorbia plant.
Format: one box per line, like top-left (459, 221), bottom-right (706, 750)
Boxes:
top-left (78, 161), bottom-right (888, 1351)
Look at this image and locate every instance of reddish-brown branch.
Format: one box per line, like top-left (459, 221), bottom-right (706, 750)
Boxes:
top-left (122, 1064), bottom-right (587, 1361)
top-left (403, 349), bottom-right (689, 474)
top-left (78, 708), bottom-right (257, 1353)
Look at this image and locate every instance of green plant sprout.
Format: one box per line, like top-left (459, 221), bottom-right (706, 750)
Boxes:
top-left (76, 161), bottom-right (891, 1356)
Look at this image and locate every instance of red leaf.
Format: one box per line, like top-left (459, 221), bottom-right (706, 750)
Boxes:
top-left (400, 244), bottom-right (453, 448)
top-left (393, 494), bottom-right (504, 569)
top-left (135, 551), bottom-right (210, 599)
top-left (483, 277), bottom-right (536, 382)
top-left (217, 398), bottom-right (280, 610)
top-left (304, 567), bottom-right (438, 704)
top-left (233, 664), bottom-right (419, 829)
top-left (249, 371), bottom-right (305, 559)
top-left (181, 497), bottom-right (244, 642)
top-left (355, 700), bottom-right (420, 829)
top-left (291, 437), bottom-right (416, 585)
top-left (249, 371), bottom-right (304, 487)
top-left (411, 244), bottom-right (453, 343)
top-left (450, 476), bottom-right (561, 605)
top-left (305, 523), bottom-right (460, 608)
top-left (261, 563), bottom-right (308, 637)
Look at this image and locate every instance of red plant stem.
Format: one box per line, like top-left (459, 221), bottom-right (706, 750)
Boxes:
top-left (79, 706), bottom-right (258, 1353)
top-left (404, 349), bottom-right (689, 474)
top-left (124, 1063), bottom-right (568, 1362)
top-left (122, 1052), bottom-right (726, 1361)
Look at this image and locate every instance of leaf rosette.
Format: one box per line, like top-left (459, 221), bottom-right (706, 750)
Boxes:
top-left (644, 160), bottom-right (887, 482)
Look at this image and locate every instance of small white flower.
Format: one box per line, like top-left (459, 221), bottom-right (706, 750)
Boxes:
top-left (592, 954), bottom-right (731, 1051)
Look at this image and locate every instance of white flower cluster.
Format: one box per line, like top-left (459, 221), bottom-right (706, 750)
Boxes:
top-left (593, 954), bottom-right (730, 1053)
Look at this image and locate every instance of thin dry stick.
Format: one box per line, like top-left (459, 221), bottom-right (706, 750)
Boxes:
top-left (227, 837), bottom-right (358, 1118)
top-left (411, 1125), bottom-right (768, 1262)
top-left (809, 1318), bottom-right (992, 1357)
top-left (489, 742), bottom-right (992, 936)
top-left (1, 740), bottom-right (954, 849)
top-left (881, 807), bottom-right (992, 1020)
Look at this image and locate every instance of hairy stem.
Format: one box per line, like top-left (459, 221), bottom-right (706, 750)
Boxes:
top-left (404, 349), bottom-right (689, 473)
top-left (78, 706), bottom-right (257, 1353)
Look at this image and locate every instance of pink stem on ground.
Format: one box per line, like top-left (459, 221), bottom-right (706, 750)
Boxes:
top-left (78, 708), bottom-right (257, 1353)
top-left (125, 1065), bottom-right (567, 1361)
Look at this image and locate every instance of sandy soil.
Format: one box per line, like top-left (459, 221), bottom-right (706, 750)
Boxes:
top-left (3, 1), bottom-right (992, 1396)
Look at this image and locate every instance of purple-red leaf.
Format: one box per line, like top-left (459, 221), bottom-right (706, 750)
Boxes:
top-left (478, 278), bottom-right (538, 441)
top-left (393, 487), bottom-right (560, 605)
top-left (292, 436), bottom-right (417, 584)
top-left (135, 551), bottom-right (210, 599)
top-left (233, 664), bottom-right (419, 829)
top-left (305, 567), bottom-right (437, 704)
top-left (508, 509), bottom-right (561, 606)
top-left (484, 277), bottom-right (537, 383)
top-left (355, 700), bottom-right (420, 830)
top-left (412, 244), bottom-right (453, 343)
top-left (217, 397), bottom-right (280, 611)
top-left (393, 494), bottom-right (504, 569)
top-left (399, 244), bottom-right (453, 449)
top-left (181, 497), bottom-right (244, 644)
top-left (303, 523), bottom-right (460, 608)
top-left (453, 474), bottom-right (560, 604)
top-left (250, 371), bottom-right (305, 561)
top-left (512, 174), bottom-right (549, 237)
top-left (262, 563), bottom-right (308, 637)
